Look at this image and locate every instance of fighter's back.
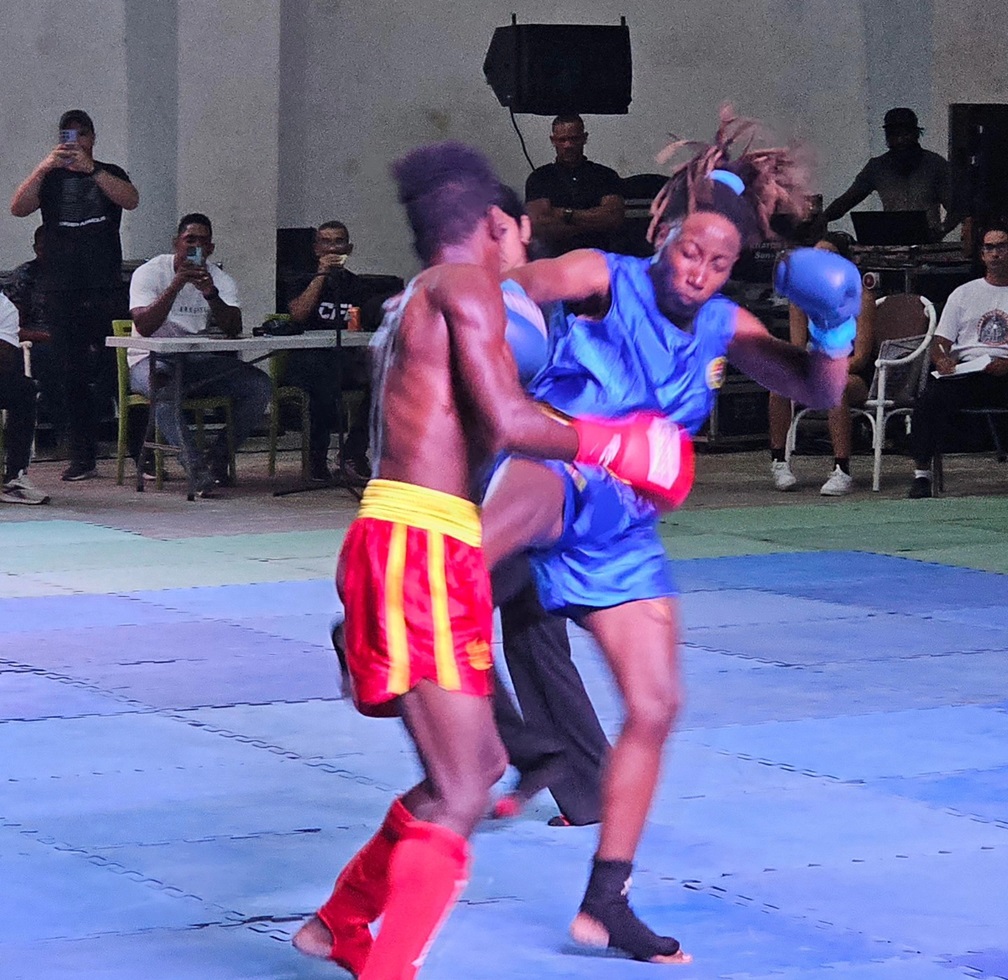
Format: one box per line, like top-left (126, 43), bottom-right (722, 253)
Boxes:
top-left (372, 262), bottom-right (505, 500)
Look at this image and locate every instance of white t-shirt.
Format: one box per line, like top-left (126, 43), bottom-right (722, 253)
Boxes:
top-left (127, 253), bottom-right (241, 368)
top-left (936, 277), bottom-right (1008, 363)
top-left (0, 292), bottom-right (19, 349)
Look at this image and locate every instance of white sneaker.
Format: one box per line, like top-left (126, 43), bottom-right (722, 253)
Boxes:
top-left (1, 471), bottom-right (50, 505)
top-left (770, 459), bottom-right (797, 491)
top-left (820, 465), bottom-right (854, 496)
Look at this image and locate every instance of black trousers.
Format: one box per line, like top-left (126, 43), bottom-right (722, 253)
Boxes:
top-left (47, 290), bottom-right (117, 467)
top-left (911, 371), bottom-right (1008, 467)
top-left (0, 367), bottom-right (37, 480)
top-left (492, 561), bottom-right (609, 825)
top-left (283, 347), bottom-right (369, 463)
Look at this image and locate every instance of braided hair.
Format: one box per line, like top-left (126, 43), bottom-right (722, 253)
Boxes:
top-left (647, 106), bottom-right (812, 250)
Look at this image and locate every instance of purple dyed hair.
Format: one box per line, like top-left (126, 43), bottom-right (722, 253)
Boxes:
top-left (392, 142), bottom-right (502, 264)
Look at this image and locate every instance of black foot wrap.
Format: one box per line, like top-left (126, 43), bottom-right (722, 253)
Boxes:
top-left (579, 858), bottom-right (681, 961)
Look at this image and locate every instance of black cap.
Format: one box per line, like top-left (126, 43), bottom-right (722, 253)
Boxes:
top-left (58, 109), bottom-right (94, 134)
top-left (883, 107), bottom-right (919, 131)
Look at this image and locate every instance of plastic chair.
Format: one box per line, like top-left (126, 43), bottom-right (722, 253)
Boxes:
top-left (112, 319), bottom-right (236, 488)
top-left (785, 293), bottom-right (937, 491)
top-left (267, 348), bottom-right (310, 478)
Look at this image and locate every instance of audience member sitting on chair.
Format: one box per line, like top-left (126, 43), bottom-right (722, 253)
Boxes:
top-left (0, 292), bottom-right (48, 504)
top-left (769, 231), bottom-right (876, 495)
top-left (906, 217), bottom-right (1008, 498)
top-left (283, 221), bottom-right (372, 484)
top-left (127, 213), bottom-right (271, 496)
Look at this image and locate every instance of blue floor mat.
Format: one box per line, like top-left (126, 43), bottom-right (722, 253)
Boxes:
top-left (3, 548), bottom-right (1008, 979)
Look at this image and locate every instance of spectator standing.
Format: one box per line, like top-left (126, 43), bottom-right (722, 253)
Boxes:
top-left (10, 109), bottom-right (139, 481)
top-left (822, 107), bottom-right (959, 242)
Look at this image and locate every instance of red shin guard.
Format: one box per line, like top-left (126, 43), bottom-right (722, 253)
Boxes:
top-left (317, 798), bottom-right (412, 976)
top-left (359, 820), bottom-right (470, 980)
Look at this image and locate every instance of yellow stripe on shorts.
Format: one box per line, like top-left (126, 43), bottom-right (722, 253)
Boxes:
top-left (427, 531), bottom-right (461, 691)
top-left (385, 522), bottom-right (410, 695)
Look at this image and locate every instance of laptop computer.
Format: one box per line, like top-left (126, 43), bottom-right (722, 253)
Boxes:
top-left (851, 210), bottom-right (931, 246)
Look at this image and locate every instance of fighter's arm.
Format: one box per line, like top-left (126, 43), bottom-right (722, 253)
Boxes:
top-left (504, 249), bottom-right (612, 308)
top-left (728, 308), bottom-right (849, 408)
top-left (436, 268), bottom-right (577, 461)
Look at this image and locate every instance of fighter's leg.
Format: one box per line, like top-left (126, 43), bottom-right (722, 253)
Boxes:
top-left (294, 684), bottom-right (506, 974)
top-left (571, 597), bottom-right (691, 964)
top-left (359, 682), bottom-right (507, 980)
top-left (480, 457), bottom-right (566, 569)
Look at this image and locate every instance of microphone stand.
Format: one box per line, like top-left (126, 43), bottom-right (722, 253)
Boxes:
top-left (273, 292), bottom-right (364, 501)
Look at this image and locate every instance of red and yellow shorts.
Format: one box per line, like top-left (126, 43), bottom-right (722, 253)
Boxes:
top-left (336, 479), bottom-right (494, 716)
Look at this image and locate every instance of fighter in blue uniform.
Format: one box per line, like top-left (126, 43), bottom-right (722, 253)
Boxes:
top-left (481, 109), bottom-right (862, 964)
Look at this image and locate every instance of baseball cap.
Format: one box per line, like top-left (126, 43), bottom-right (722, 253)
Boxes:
top-left (883, 107), bottom-right (920, 131)
top-left (58, 109), bottom-right (94, 134)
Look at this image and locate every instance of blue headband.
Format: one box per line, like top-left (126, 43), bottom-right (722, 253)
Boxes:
top-left (710, 169), bottom-right (745, 195)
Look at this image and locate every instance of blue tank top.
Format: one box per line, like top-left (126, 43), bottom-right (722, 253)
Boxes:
top-left (530, 252), bottom-right (739, 435)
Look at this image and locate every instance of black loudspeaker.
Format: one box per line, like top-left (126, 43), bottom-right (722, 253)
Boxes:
top-left (483, 22), bottom-right (632, 116)
top-left (948, 103), bottom-right (1008, 220)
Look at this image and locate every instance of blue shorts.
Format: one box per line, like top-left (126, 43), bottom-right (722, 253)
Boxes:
top-left (529, 461), bottom-right (676, 616)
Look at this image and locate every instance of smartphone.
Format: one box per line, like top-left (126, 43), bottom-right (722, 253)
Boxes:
top-left (59, 129), bottom-right (78, 145)
top-left (186, 245), bottom-right (205, 266)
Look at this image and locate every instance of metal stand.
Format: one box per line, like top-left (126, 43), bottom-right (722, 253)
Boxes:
top-left (273, 320), bottom-right (365, 500)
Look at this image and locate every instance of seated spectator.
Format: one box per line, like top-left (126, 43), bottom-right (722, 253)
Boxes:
top-left (0, 292), bottom-right (48, 504)
top-left (3, 226), bottom-right (65, 443)
top-left (127, 213), bottom-right (271, 495)
top-left (283, 221), bottom-right (373, 483)
top-left (524, 114), bottom-right (624, 255)
top-left (769, 231), bottom-right (876, 495)
top-left (907, 217), bottom-right (1008, 498)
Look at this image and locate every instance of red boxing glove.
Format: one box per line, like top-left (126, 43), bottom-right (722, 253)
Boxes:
top-left (571, 411), bottom-right (695, 510)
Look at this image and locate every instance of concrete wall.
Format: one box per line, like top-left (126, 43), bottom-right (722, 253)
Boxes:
top-left (2, 0), bottom-right (1007, 321)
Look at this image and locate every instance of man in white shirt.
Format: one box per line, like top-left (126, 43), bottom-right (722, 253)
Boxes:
top-left (0, 292), bottom-right (49, 504)
top-left (908, 218), bottom-right (1008, 497)
top-left (128, 213), bottom-right (271, 493)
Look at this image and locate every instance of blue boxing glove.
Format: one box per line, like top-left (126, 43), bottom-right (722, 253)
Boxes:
top-left (774, 248), bottom-right (861, 358)
top-left (502, 278), bottom-right (549, 386)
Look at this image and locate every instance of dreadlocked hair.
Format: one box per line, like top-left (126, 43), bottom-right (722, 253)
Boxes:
top-left (647, 106), bottom-right (812, 249)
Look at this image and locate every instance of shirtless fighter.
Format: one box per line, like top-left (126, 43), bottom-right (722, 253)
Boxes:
top-left (292, 142), bottom-right (694, 979)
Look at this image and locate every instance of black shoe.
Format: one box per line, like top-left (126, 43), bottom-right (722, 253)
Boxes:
top-left (61, 461), bottom-right (97, 482)
top-left (208, 458), bottom-right (234, 488)
top-left (908, 476), bottom-right (932, 499)
top-left (309, 455), bottom-right (332, 483)
top-left (341, 457), bottom-right (371, 486)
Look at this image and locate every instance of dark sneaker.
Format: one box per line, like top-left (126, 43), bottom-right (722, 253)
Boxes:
top-left (908, 476), bottom-right (932, 499)
top-left (208, 458), bottom-right (234, 488)
top-left (61, 461), bottom-right (97, 482)
top-left (309, 456), bottom-right (332, 483)
top-left (341, 458), bottom-right (370, 486)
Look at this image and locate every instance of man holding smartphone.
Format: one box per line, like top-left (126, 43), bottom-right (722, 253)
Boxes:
top-left (126, 213), bottom-right (270, 495)
top-left (10, 109), bottom-right (139, 481)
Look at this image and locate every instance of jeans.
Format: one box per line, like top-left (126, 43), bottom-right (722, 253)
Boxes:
top-left (129, 352), bottom-right (271, 474)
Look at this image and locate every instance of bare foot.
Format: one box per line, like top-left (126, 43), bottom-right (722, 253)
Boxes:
top-left (292, 915), bottom-right (334, 959)
top-left (570, 912), bottom-right (693, 965)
